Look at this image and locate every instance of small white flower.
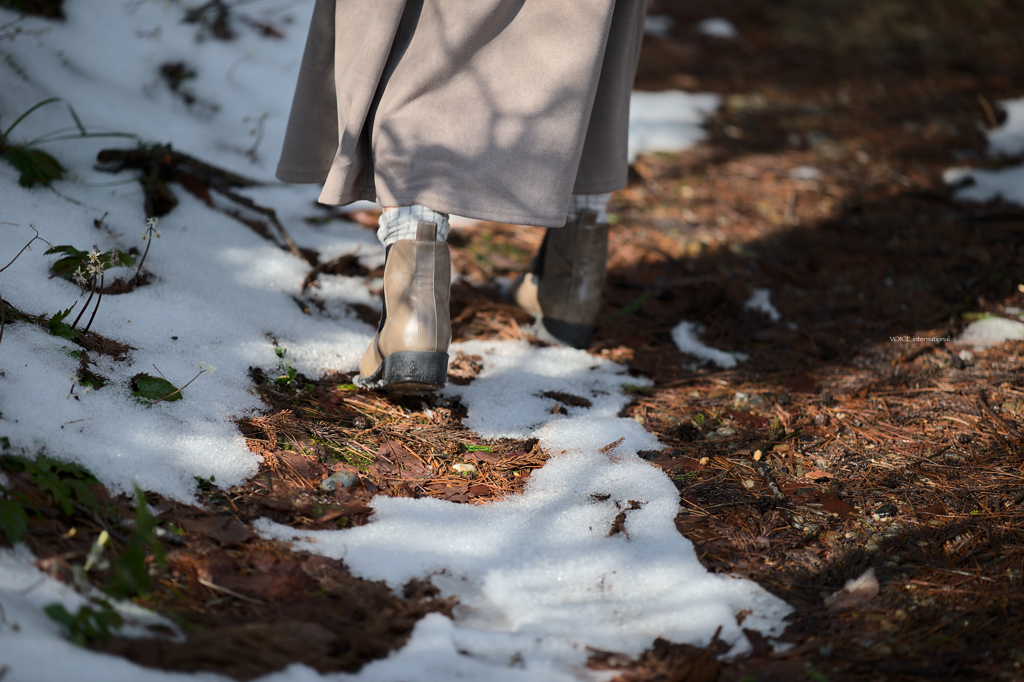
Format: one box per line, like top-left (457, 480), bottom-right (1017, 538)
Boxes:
top-left (72, 267), bottom-right (88, 286)
top-left (197, 362), bottom-right (216, 373)
top-left (146, 216), bottom-right (159, 228)
top-left (87, 262), bottom-right (104, 277)
top-left (142, 232), bottom-right (149, 241)
top-left (88, 249), bottom-right (101, 264)
top-left (154, 230), bottom-right (162, 239)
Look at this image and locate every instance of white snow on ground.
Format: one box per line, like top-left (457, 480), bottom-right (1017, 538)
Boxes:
top-left (672, 321), bottom-right (749, 369)
top-left (744, 288), bottom-right (783, 322)
top-left (986, 99), bottom-right (1024, 156)
top-left (629, 91), bottom-right (721, 162)
top-left (1, 2), bottom-right (786, 680)
top-left (259, 340), bottom-right (790, 678)
top-left (956, 317), bottom-right (1024, 349)
top-left (644, 14), bottom-right (675, 38)
top-left (697, 18), bottom-right (739, 40)
top-left (946, 97), bottom-right (1024, 205)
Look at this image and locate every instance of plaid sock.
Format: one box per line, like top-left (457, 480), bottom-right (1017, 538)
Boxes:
top-left (376, 206), bottom-right (451, 247)
top-left (566, 193), bottom-right (611, 224)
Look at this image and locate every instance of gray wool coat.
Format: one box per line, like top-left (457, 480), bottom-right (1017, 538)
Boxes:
top-left (276, 0), bottom-right (647, 227)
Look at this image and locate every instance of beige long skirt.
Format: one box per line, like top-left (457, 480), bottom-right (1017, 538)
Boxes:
top-left (276, 0), bottom-right (647, 227)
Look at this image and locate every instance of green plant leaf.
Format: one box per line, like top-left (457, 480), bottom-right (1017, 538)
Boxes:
top-left (44, 601), bottom-right (123, 647)
top-left (0, 498), bottom-right (29, 544)
top-left (131, 374), bottom-right (182, 403)
top-left (463, 444), bottom-right (494, 452)
top-left (43, 603), bottom-right (77, 629)
top-left (3, 455), bottom-right (101, 518)
top-left (47, 305), bottom-right (78, 340)
top-left (104, 486), bottom-right (165, 600)
top-left (1, 147), bottom-right (64, 187)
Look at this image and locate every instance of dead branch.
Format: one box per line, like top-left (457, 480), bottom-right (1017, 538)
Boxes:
top-left (96, 144), bottom-right (305, 262)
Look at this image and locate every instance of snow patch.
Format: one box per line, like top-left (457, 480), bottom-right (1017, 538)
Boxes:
top-left (628, 91), bottom-right (721, 162)
top-left (258, 341), bottom-right (791, 676)
top-left (956, 317), bottom-right (1024, 349)
top-left (988, 98), bottom-right (1024, 157)
top-left (947, 98), bottom-right (1024, 206)
top-left (644, 15), bottom-right (675, 38)
top-left (697, 18), bottom-right (739, 39)
top-left (672, 321), bottom-right (749, 368)
top-left (744, 288), bottom-right (782, 322)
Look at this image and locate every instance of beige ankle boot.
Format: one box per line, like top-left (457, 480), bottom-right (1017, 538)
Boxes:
top-left (513, 210), bottom-right (608, 349)
top-left (357, 221), bottom-right (451, 393)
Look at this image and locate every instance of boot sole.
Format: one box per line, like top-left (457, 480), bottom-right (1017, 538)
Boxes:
top-left (356, 351), bottom-right (449, 394)
top-left (538, 318), bottom-right (594, 349)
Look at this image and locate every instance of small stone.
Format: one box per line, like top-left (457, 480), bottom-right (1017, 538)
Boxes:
top-left (699, 456), bottom-right (710, 466)
top-left (742, 479), bottom-right (756, 488)
top-left (733, 392), bottom-right (749, 408)
top-left (865, 539), bottom-right (879, 551)
top-left (453, 462), bottom-right (477, 474)
top-left (875, 503), bottom-right (898, 518)
top-left (748, 394), bottom-right (767, 407)
top-left (321, 471), bottom-right (359, 491)
top-left (753, 449), bottom-right (763, 461)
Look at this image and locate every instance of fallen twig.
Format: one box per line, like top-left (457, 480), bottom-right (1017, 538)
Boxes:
top-left (96, 144), bottom-right (305, 262)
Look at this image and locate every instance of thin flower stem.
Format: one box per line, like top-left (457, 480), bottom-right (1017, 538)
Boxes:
top-left (150, 368), bottom-right (209, 406)
top-left (0, 227), bottom-right (46, 348)
top-left (135, 229), bottom-right (154, 285)
top-left (82, 272), bottom-right (104, 334)
top-left (71, 281), bottom-right (96, 329)
top-left (0, 227), bottom-right (44, 273)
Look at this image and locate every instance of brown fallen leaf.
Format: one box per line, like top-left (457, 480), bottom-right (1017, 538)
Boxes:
top-left (463, 450), bottom-right (501, 464)
top-left (600, 437), bottom-right (625, 453)
top-left (805, 469), bottom-right (833, 480)
top-left (817, 491), bottom-right (856, 518)
top-left (379, 440), bottom-right (430, 476)
top-left (176, 512), bottom-right (255, 545)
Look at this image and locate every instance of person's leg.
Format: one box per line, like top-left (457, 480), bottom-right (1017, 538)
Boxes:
top-left (356, 206), bottom-right (451, 393)
top-left (513, 194), bottom-right (611, 349)
top-left (513, 0), bottom-right (647, 348)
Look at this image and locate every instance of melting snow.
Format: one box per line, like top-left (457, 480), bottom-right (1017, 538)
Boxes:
top-left (258, 341), bottom-right (791, 678)
top-left (628, 91), bottom-right (721, 162)
top-left (672, 321), bottom-right (749, 369)
top-left (697, 18), bottom-right (739, 40)
top-left (644, 14), bottom-right (675, 39)
top-left (956, 317), bottom-right (1024, 349)
top-left (744, 288), bottom-right (783, 322)
top-left (947, 97), bottom-right (1024, 206)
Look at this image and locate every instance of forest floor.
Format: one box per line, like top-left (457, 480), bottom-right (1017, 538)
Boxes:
top-left (5, 0), bottom-right (1024, 680)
